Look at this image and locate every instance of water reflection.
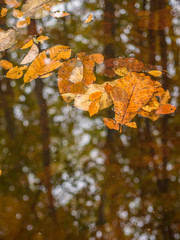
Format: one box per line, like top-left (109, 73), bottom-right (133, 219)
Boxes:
top-left (0, 0), bottom-right (180, 239)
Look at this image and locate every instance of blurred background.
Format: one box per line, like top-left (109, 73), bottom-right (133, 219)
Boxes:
top-left (0, 0), bottom-right (180, 239)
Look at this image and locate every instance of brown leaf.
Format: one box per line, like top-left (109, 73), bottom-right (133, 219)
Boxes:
top-left (20, 43), bottom-right (39, 65)
top-left (24, 45), bottom-right (71, 83)
top-left (89, 99), bottom-right (100, 116)
top-left (104, 57), bottom-right (155, 78)
top-left (111, 72), bottom-right (155, 125)
top-left (0, 60), bottom-right (13, 70)
top-left (103, 117), bottom-right (119, 130)
top-left (104, 83), bottom-right (113, 95)
top-left (155, 104), bottom-right (176, 114)
top-left (6, 66), bottom-right (23, 79)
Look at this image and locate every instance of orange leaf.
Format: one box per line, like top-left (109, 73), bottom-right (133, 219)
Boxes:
top-left (89, 99), bottom-right (100, 116)
top-left (6, 66), bottom-right (23, 79)
top-left (148, 70), bottom-right (163, 77)
top-left (104, 83), bottom-right (113, 95)
top-left (36, 35), bottom-right (49, 43)
top-left (125, 122), bottom-right (137, 128)
top-left (155, 104), bottom-right (176, 114)
top-left (0, 8), bottom-right (8, 17)
top-left (4, 0), bottom-right (21, 8)
top-left (13, 9), bottom-right (23, 18)
top-left (50, 11), bottom-right (70, 18)
top-left (24, 45), bottom-right (71, 83)
top-left (89, 91), bottom-right (102, 101)
top-left (40, 72), bottom-right (53, 78)
top-left (21, 39), bottom-right (33, 49)
top-left (16, 17), bottom-right (30, 28)
top-left (0, 60), bottom-right (13, 70)
top-left (103, 117), bottom-right (119, 130)
top-left (84, 13), bottom-right (93, 23)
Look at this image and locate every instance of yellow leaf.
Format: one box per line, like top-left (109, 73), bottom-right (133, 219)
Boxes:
top-left (0, 8), bottom-right (8, 17)
top-left (40, 72), bottom-right (53, 78)
top-left (125, 122), bottom-right (137, 128)
top-left (84, 13), bottom-right (93, 23)
top-left (13, 9), bottom-right (23, 18)
top-left (36, 35), bottom-right (49, 43)
top-left (24, 45), bottom-right (71, 83)
top-left (148, 70), bottom-right (163, 77)
top-left (16, 17), bottom-right (31, 28)
top-left (19, 65), bottom-right (28, 71)
top-left (114, 67), bottom-right (128, 77)
top-left (21, 39), bottom-right (33, 49)
top-left (0, 60), bottom-right (13, 70)
top-left (6, 66), bottom-right (23, 79)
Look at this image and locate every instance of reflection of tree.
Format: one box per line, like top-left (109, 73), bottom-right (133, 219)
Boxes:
top-left (0, 0), bottom-right (180, 239)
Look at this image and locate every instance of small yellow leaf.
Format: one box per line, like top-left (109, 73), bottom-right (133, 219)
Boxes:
top-left (148, 70), bottom-right (163, 77)
top-left (36, 35), bottom-right (49, 43)
top-left (13, 9), bottom-right (23, 18)
top-left (84, 13), bottom-right (93, 23)
top-left (16, 17), bottom-right (30, 28)
top-left (89, 99), bottom-right (100, 116)
top-left (0, 8), bottom-right (8, 17)
top-left (6, 66), bottom-right (23, 79)
top-left (114, 67), bottom-right (128, 77)
top-left (21, 39), bottom-right (33, 49)
top-left (0, 60), bottom-right (13, 70)
top-left (125, 122), bottom-right (137, 128)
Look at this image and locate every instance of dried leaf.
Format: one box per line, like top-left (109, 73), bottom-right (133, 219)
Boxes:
top-left (24, 45), bottom-right (71, 83)
top-left (21, 39), bottom-right (34, 49)
top-left (20, 43), bottom-right (39, 65)
top-left (6, 66), bottom-right (23, 79)
top-left (4, 0), bottom-right (21, 8)
top-left (103, 117), bottom-right (119, 130)
top-left (0, 60), bottom-right (13, 70)
top-left (114, 67), bottom-right (129, 77)
top-left (16, 17), bottom-right (31, 28)
top-left (155, 104), bottom-right (176, 114)
top-left (0, 8), bottom-right (8, 17)
top-left (148, 70), bottom-right (163, 77)
top-left (104, 83), bottom-right (113, 95)
top-left (104, 57), bottom-right (155, 78)
top-left (89, 91), bottom-right (102, 101)
top-left (69, 60), bottom-right (83, 83)
top-left (142, 96), bottom-right (160, 112)
top-left (111, 72), bottom-right (154, 125)
top-left (84, 13), bottom-right (93, 23)
top-left (125, 122), bottom-right (137, 128)
top-left (36, 35), bottom-right (49, 43)
top-left (50, 11), bottom-right (70, 18)
top-left (61, 93), bottom-right (75, 103)
top-left (13, 9), bottom-right (23, 18)
top-left (89, 99), bottom-right (100, 116)
top-left (0, 29), bottom-right (17, 51)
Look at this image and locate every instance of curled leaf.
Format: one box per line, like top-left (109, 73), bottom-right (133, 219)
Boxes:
top-left (84, 13), bottom-right (93, 23)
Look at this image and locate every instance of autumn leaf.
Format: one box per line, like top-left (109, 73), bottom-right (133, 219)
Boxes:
top-left (20, 43), bottom-right (39, 65)
top-left (50, 11), bottom-right (70, 18)
top-left (24, 45), bottom-right (71, 83)
top-left (0, 8), bottom-right (8, 17)
top-left (6, 66), bottom-right (23, 79)
top-left (89, 91), bottom-right (102, 101)
top-left (125, 122), bottom-right (137, 128)
top-left (36, 35), bottom-right (49, 43)
top-left (40, 72), bottom-right (53, 78)
top-left (155, 104), bottom-right (176, 114)
top-left (21, 39), bottom-right (34, 49)
top-left (104, 57), bottom-right (155, 78)
top-left (69, 60), bottom-right (83, 83)
top-left (114, 67), bottom-right (129, 77)
top-left (13, 9), bottom-right (23, 18)
top-left (4, 0), bottom-right (21, 8)
top-left (148, 70), bottom-right (163, 77)
top-left (84, 13), bottom-right (93, 23)
top-left (0, 60), bottom-right (13, 70)
top-left (0, 29), bottom-right (18, 51)
top-left (111, 72), bottom-right (155, 125)
top-left (16, 17), bottom-right (31, 28)
top-left (89, 99), bottom-right (100, 116)
top-left (103, 117), bottom-right (119, 130)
